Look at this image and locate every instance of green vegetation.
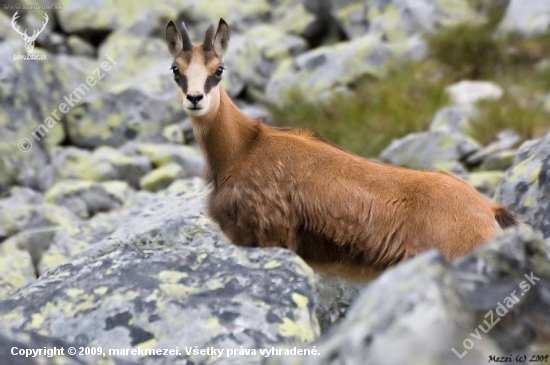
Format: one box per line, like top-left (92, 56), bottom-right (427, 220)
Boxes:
top-left (270, 5), bottom-right (550, 157)
top-left (270, 62), bottom-right (449, 157)
top-left (429, 21), bottom-right (550, 145)
top-left (471, 91), bottom-right (550, 145)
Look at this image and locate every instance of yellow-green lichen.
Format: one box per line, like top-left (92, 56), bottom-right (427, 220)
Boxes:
top-left (263, 260), bottom-right (281, 270)
top-left (279, 317), bottom-right (317, 343)
top-left (291, 293), bottom-right (309, 309)
top-left (139, 163), bottom-right (183, 191)
top-left (158, 270), bottom-right (188, 283)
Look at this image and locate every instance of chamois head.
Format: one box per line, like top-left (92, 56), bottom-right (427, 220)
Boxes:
top-left (165, 19), bottom-right (230, 118)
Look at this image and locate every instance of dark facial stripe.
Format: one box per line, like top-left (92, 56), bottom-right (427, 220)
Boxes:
top-left (177, 75), bottom-right (188, 94)
top-left (204, 75), bottom-right (221, 94)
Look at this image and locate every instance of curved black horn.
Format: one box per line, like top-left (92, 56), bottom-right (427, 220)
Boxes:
top-left (180, 21), bottom-right (193, 51)
top-left (202, 24), bottom-right (214, 51)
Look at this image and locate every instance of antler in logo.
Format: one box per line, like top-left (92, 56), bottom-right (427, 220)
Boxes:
top-left (11, 11), bottom-right (49, 54)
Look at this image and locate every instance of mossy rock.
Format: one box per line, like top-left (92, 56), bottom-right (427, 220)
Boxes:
top-left (139, 163), bottom-right (185, 192)
top-left (336, 0), bottom-right (480, 40)
top-left (0, 190), bottom-right (319, 364)
top-left (266, 33), bottom-right (423, 105)
top-left (51, 147), bottom-right (151, 188)
top-left (45, 180), bottom-right (131, 218)
top-left (495, 133), bottom-right (550, 239)
top-left (121, 142), bottom-right (204, 178)
top-left (463, 171), bottom-right (505, 198)
top-left (0, 237), bottom-right (35, 300)
top-left (379, 131), bottom-right (480, 169)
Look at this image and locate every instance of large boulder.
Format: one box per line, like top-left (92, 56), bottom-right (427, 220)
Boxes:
top-left (0, 190), bottom-right (78, 242)
top-left (0, 190), bottom-right (320, 364)
top-left (269, 225), bottom-right (550, 365)
top-left (379, 131), bottom-right (480, 170)
top-left (119, 143), bottom-right (204, 179)
top-left (0, 42), bottom-right (93, 193)
top-left (0, 236), bottom-right (35, 301)
top-left (51, 147), bottom-right (151, 189)
top-left (64, 32), bottom-right (184, 149)
top-left (224, 25), bottom-right (307, 97)
top-left (0, 327), bottom-right (134, 365)
top-left (265, 34), bottom-right (425, 104)
top-left (495, 134), bottom-right (550, 239)
top-left (44, 180), bottom-right (131, 218)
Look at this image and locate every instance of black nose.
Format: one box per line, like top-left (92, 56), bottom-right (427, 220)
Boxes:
top-left (186, 94), bottom-right (204, 105)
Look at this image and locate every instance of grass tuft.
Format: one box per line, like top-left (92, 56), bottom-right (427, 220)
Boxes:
top-left (471, 91), bottom-right (550, 145)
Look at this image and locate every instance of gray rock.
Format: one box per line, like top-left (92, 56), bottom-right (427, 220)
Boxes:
top-left (313, 273), bottom-right (363, 333)
top-left (446, 81), bottom-right (503, 111)
top-left (38, 192), bottom-right (155, 275)
top-left (429, 107), bottom-right (471, 135)
top-left (269, 225), bottom-right (550, 365)
top-left (0, 11), bottom-right (22, 42)
top-left (0, 190), bottom-right (319, 365)
top-left (225, 25), bottom-right (307, 97)
top-left (266, 34), bottom-right (423, 104)
top-left (481, 150), bottom-right (517, 171)
top-left (64, 33), bottom-right (182, 148)
top-left (497, 0), bottom-right (550, 37)
top-left (119, 142), bottom-right (204, 179)
top-left (0, 235), bottom-right (35, 301)
top-left (0, 187), bottom-right (44, 206)
top-left (51, 147), bottom-right (151, 189)
top-left (495, 134), bottom-right (550, 239)
top-left (45, 180), bottom-right (131, 218)
top-left (0, 326), bottom-right (134, 365)
top-left (239, 103), bottom-right (273, 123)
top-left (379, 131), bottom-right (480, 169)
top-left (462, 171), bottom-right (505, 198)
top-left (139, 163), bottom-right (186, 192)
top-left (335, 0), bottom-right (479, 40)
top-left (466, 130), bottom-right (521, 166)
top-left (66, 35), bottom-right (95, 57)
top-left (0, 195), bottom-right (78, 242)
top-left (56, 0), bottom-right (177, 36)
top-left (173, 0), bottom-right (272, 34)
top-left (0, 41), bottom-right (68, 193)
top-left (271, 0), bottom-right (320, 36)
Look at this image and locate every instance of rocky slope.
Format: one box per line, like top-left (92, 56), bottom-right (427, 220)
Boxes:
top-left (1, 0), bottom-right (549, 364)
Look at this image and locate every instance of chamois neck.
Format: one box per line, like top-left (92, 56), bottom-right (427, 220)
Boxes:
top-left (190, 87), bottom-right (259, 185)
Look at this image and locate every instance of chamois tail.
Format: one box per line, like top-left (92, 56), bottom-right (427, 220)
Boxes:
top-left (493, 206), bottom-right (519, 229)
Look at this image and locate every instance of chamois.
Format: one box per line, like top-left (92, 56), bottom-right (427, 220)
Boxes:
top-left (165, 19), bottom-right (518, 280)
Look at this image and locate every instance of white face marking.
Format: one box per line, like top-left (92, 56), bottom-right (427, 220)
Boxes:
top-left (184, 55), bottom-right (211, 116)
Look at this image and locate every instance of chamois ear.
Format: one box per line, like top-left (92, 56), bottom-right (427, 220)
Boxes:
top-left (213, 18), bottom-right (230, 59)
top-left (166, 20), bottom-right (193, 56)
top-left (165, 21), bottom-right (183, 57)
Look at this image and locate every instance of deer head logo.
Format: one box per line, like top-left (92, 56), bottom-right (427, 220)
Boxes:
top-left (11, 11), bottom-right (48, 54)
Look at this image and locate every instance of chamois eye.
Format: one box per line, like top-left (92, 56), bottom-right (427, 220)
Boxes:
top-left (170, 65), bottom-right (179, 79)
top-left (215, 66), bottom-right (225, 77)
